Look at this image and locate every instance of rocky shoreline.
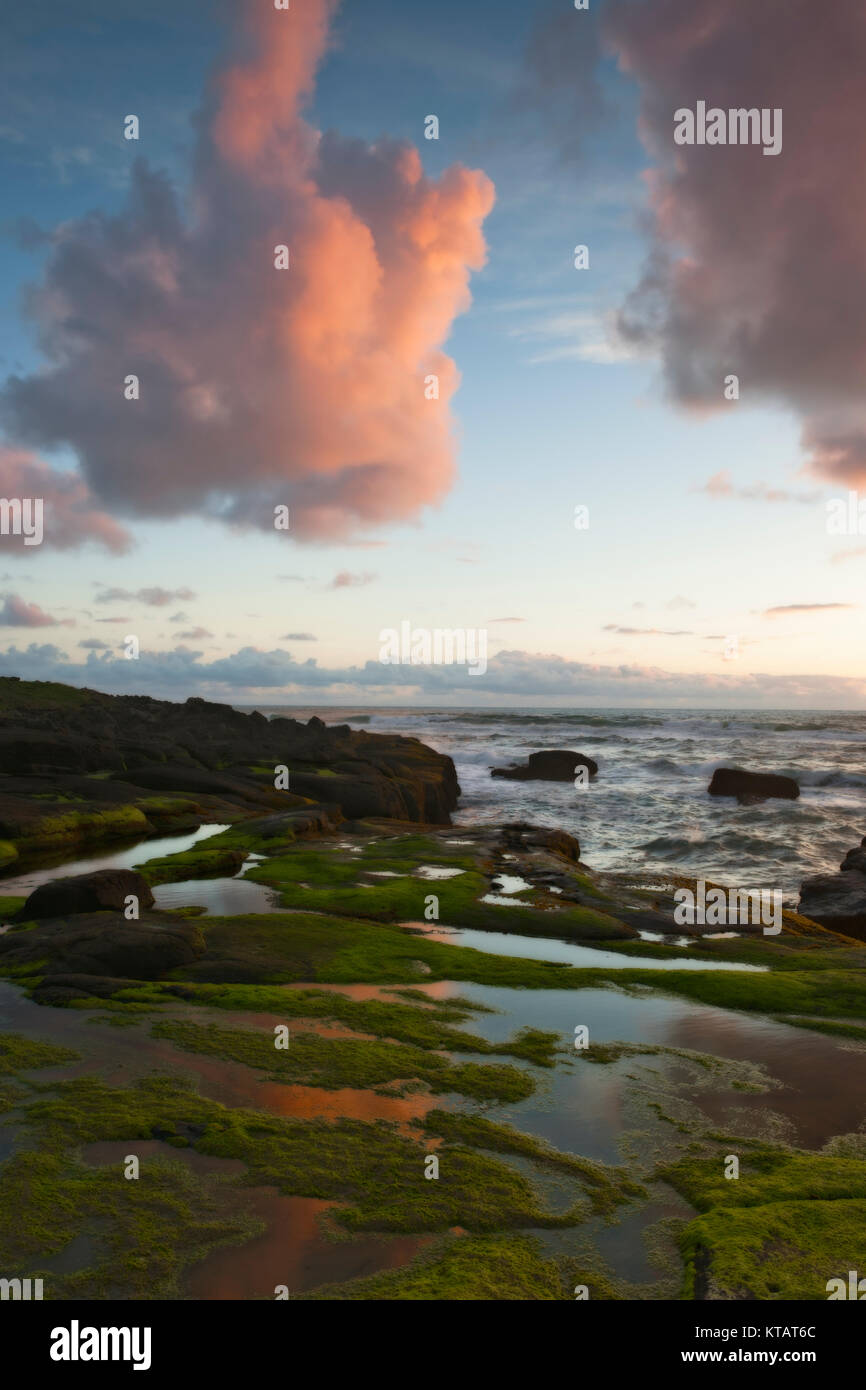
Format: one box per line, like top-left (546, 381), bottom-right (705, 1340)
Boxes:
top-left (0, 679), bottom-right (459, 869)
top-left (1, 680), bottom-right (865, 1303)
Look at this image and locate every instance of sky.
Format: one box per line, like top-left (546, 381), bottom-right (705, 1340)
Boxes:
top-left (0, 0), bottom-right (865, 708)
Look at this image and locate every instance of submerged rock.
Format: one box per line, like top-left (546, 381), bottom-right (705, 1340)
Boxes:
top-left (491, 750), bottom-right (598, 782)
top-left (708, 767), bottom-right (799, 802)
top-left (20, 868), bottom-right (155, 919)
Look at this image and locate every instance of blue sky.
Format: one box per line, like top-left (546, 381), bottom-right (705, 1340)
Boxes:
top-left (0, 0), bottom-right (863, 707)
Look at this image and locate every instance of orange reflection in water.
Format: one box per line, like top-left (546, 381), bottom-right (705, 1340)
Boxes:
top-left (186, 1191), bottom-right (431, 1300)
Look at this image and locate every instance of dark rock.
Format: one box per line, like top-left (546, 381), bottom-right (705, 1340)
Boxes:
top-left (21, 869), bottom-right (155, 919)
top-left (112, 765), bottom-right (278, 803)
top-left (798, 869), bottom-right (866, 940)
top-left (239, 805), bottom-right (342, 840)
top-left (708, 768), bottom-right (799, 802)
top-left (0, 678), bottom-right (461, 845)
top-left (491, 750), bottom-right (598, 782)
top-left (0, 911), bottom-right (205, 980)
top-left (501, 822), bottom-right (581, 862)
top-left (841, 838), bottom-right (866, 873)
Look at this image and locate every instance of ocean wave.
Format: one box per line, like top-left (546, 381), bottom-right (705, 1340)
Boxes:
top-left (435, 712), bottom-right (668, 729)
top-left (646, 757), bottom-right (687, 775)
top-left (792, 769), bottom-right (866, 788)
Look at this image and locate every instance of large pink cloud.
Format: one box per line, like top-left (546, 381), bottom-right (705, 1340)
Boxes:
top-left (1, 0), bottom-right (494, 540)
top-left (604, 0), bottom-right (866, 484)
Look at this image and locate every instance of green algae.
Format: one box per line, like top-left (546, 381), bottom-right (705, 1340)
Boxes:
top-left (138, 844), bottom-right (248, 886)
top-left (298, 1232), bottom-right (568, 1300)
top-left (424, 1109), bottom-right (646, 1215)
top-left (0, 1032), bottom-right (79, 1073)
top-left (159, 982), bottom-right (559, 1064)
top-left (680, 1199), bottom-right (866, 1300)
top-left (12, 804), bottom-right (153, 853)
top-left (662, 1145), bottom-right (866, 1211)
top-left (778, 1015), bottom-right (866, 1042)
top-left (17, 1074), bottom-right (586, 1237)
top-left (150, 1018), bottom-right (537, 1102)
top-left (249, 847), bottom-right (629, 941)
top-left (0, 1146), bottom-right (261, 1299)
top-left (661, 1142), bottom-right (866, 1299)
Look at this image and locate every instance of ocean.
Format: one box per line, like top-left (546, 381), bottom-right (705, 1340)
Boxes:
top-left (256, 707), bottom-right (866, 900)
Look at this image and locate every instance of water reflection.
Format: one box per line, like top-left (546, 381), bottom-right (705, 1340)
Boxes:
top-left (0, 823), bottom-right (230, 896)
top-left (152, 874), bottom-right (279, 915)
top-left (404, 923), bottom-right (767, 973)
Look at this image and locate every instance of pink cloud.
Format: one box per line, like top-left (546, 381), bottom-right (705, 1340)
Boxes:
top-left (1, 0), bottom-right (494, 541)
top-left (0, 593), bottom-right (72, 627)
top-left (329, 570), bottom-right (376, 589)
top-left (0, 447), bottom-right (130, 553)
top-left (606, 0), bottom-right (866, 486)
top-left (697, 469), bottom-right (819, 503)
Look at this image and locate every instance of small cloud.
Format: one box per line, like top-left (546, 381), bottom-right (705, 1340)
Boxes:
top-left (177, 626), bottom-right (213, 640)
top-left (0, 594), bottom-right (70, 627)
top-left (329, 571), bottom-right (377, 590)
top-left (96, 586), bottom-right (196, 607)
top-left (78, 638), bottom-right (110, 650)
top-left (488, 617), bottom-right (525, 624)
top-left (666, 595), bottom-right (696, 610)
top-left (763, 603), bottom-right (855, 616)
top-left (603, 625), bottom-right (693, 636)
top-left (277, 574), bottom-right (307, 582)
top-left (697, 471), bottom-right (820, 504)
top-left (830, 546), bottom-right (866, 564)
top-left (281, 632), bottom-right (317, 641)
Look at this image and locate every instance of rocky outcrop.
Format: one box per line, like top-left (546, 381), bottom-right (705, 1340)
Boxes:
top-left (500, 822), bottom-right (581, 863)
top-left (234, 805), bottom-right (342, 841)
top-left (799, 872), bottom-right (866, 939)
top-left (799, 836), bottom-right (866, 939)
top-left (20, 869), bottom-right (155, 919)
top-left (0, 679), bottom-right (460, 855)
top-left (0, 911), bottom-right (205, 985)
top-left (491, 750), bottom-right (598, 782)
top-left (841, 838), bottom-right (866, 873)
top-left (708, 768), bottom-right (799, 802)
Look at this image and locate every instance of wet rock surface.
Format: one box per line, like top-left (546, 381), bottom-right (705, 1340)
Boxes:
top-left (0, 910), bottom-right (205, 994)
top-left (19, 868), bottom-right (155, 919)
top-left (707, 767), bottom-right (800, 801)
top-left (799, 836), bottom-right (866, 939)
